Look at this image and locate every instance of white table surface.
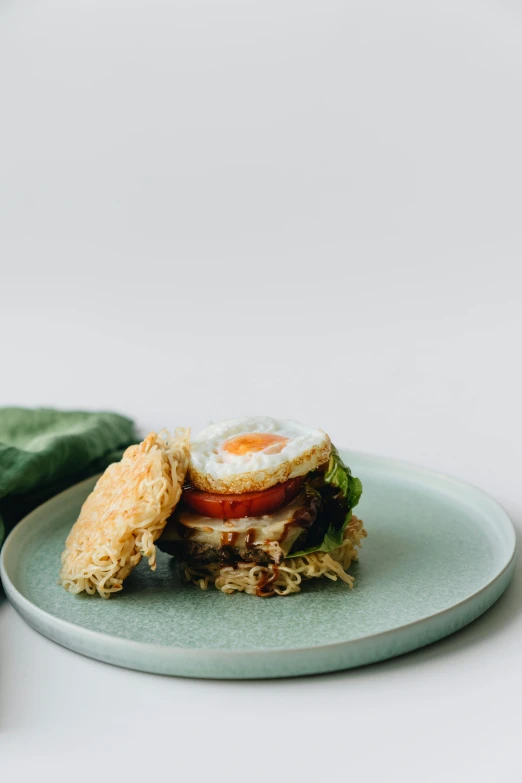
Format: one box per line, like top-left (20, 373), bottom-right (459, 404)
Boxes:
top-left (1, 0), bottom-right (521, 779)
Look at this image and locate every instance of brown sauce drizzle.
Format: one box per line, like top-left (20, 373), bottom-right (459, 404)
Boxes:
top-left (220, 530), bottom-right (239, 547)
top-left (279, 491), bottom-right (321, 543)
top-left (245, 528), bottom-right (257, 548)
top-left (256, 565), bottom-right (280, 597)
top-left (279, 520), bottom-right (294, 544)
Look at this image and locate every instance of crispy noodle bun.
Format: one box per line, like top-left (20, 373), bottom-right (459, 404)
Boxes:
top-left (184, 515), bottom-right (367, 597)
top-left (60, 428), bottom-right (190, 599)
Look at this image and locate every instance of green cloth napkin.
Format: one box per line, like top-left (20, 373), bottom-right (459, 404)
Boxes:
top-left (0, 407), bottom-right (137, 546)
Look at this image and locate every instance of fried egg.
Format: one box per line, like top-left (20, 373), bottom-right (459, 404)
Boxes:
top-left (188, 416), bottom-right (331, 494)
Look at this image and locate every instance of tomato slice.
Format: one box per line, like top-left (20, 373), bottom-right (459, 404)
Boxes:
top-left (182, 477), bottom-right (304, 520)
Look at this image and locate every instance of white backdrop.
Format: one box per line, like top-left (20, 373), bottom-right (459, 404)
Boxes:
top-left (1, 0), bottom-right (521, 780)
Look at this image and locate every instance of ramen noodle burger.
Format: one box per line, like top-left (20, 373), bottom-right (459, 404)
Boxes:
top-left (158, 416), bottom-right (365, 596)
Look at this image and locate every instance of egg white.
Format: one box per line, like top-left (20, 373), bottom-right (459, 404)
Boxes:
top-left (188, 416), bottom-right (331, 494)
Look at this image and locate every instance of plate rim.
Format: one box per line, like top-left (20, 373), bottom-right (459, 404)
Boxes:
top-left (0, 449), bottom-right (517, 662)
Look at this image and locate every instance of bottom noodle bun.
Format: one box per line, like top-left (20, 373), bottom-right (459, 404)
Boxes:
top-left (183, 515), bottom-right (367, 597)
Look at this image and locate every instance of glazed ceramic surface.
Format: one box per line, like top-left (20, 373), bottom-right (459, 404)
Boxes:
top-left (0, 451), bottom-right (516, 679)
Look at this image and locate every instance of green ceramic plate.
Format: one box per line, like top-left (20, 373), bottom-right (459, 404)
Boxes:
top-left (0, 451), bottom-right (516, 679)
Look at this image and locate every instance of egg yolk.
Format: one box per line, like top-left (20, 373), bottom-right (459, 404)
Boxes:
top-left (222, 433), bottom-right (289, 456)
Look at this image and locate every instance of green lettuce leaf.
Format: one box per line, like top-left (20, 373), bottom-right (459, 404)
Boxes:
top-left (290, 445), bottom-right (362, 557)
